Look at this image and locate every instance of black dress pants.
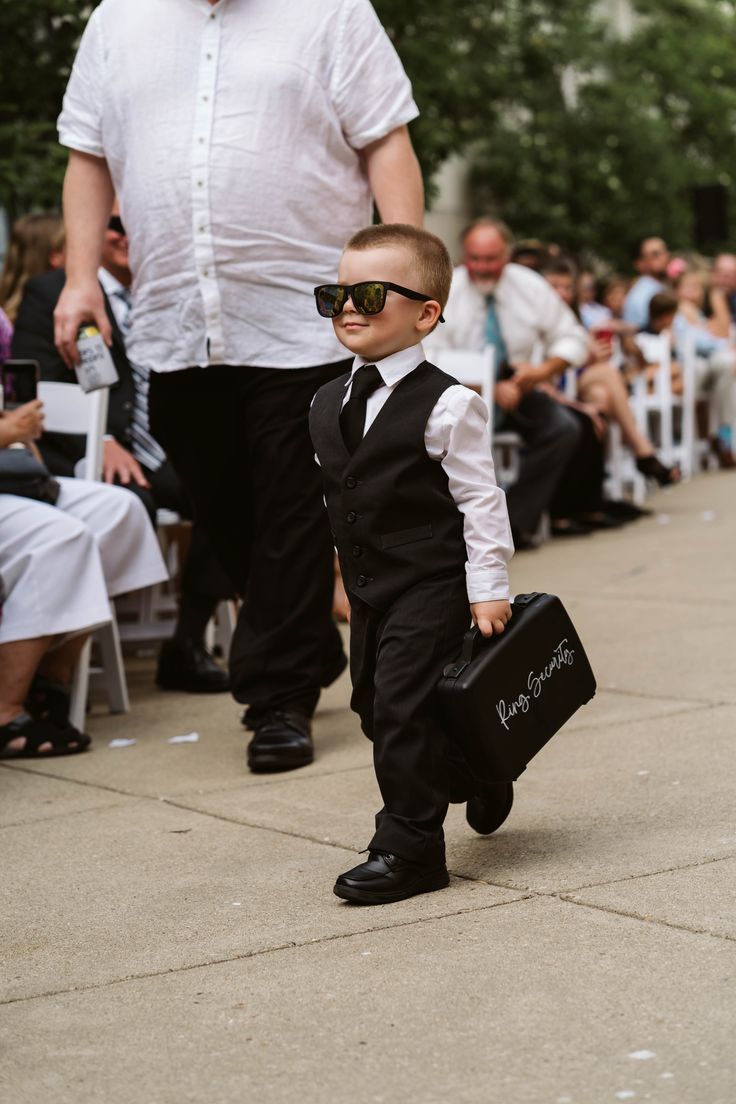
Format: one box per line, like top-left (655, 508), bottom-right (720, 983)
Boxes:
top-left (350, 573), bottom-right (480, 867)
top-left (500, 390), bottom-right (582, 536)
top-left (549, 408), bottom-right (606, 519)
top-left (149, 360), bottom-right (350, 721)
top-left (121, 459), bottom-right (234, 601)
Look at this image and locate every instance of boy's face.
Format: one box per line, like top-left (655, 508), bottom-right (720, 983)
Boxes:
top-left (333, 245), bottom-right (441, 361)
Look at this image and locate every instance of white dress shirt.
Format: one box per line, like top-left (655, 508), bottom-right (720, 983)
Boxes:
top-left (58, 0), bottom-right (418, 374)
top-left (425, 263), bottom-right (590, 369)
top-left (342, 345), bottom-right (513, 603)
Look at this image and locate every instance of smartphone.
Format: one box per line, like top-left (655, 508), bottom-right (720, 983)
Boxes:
top-left (1, 359), bottom-right (40, 410)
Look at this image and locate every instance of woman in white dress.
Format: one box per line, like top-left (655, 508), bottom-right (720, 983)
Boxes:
top-left (0, 398), bottom-right (167, 757)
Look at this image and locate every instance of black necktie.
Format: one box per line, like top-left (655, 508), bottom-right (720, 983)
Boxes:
top-left (340, 364), bottom-right (384, 454)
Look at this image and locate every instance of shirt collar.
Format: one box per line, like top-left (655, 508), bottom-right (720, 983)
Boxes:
top-left (352, 343), bottom-right (425, 389)
top-left (98, 267), bottom-right (126, 298)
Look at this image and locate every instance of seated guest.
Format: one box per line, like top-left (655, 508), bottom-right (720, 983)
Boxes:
top-left (711, 253), bottom-right (736, 323)
top-left (510, 240), bottom-right (549, 272)
top-left (11, 203), bottom-right (234, 692)
top-left (425, 217), bottom-right (584, 549)
top-left (0, 398), bottom-right (168, 755)
top-left (0, 213), bottom-right (65, 324)
top-left (673, 269), bottom-right (736, 467)
top-left (577, 269), bottom-right (612, 331)
top-left (623, 237), bottom-right (670, 329)
top-left (543, 259), bottom-right (679, 487)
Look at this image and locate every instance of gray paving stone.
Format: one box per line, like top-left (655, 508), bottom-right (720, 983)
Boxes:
top-left (567, 855), bottom-right (736, 940)
top-left (0, 800), bottom-right (521, 1003)
top-left (2, 898), bottom-right (733, 1104)
top-left (0, 766), bottom-right (129, 828)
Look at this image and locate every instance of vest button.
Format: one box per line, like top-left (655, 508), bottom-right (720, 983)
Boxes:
top-left (352, 545), bottom-right (363, 557)
top-left (356, 574), bottom-right (367, 587)
top-left (346, 511), bottom-right (357, 524)
top-left (345, 476), bottom-right (357, 489)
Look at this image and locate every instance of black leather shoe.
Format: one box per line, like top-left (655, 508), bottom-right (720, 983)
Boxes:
top-left (466, 782), bottom-right (514, 835)
top-left (246, 710), bottom-right (313, 773)
top-left (156, 640), bottom-right (230, 693)
top-left (334, 851), bottom-right (450, 905)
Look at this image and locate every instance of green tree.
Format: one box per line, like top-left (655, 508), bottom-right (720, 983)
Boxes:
top-left (0, 3), bottom-right (91, 216)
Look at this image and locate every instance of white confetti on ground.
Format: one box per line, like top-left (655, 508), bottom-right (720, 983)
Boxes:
top-left (108, 738), bottom-right (136, 749)
top-left (656, 514), bottom-right (671, 525)
top-left (556, 1097), bottom-right (573, 1103)
top-left (168, 732), bottom-right (200, 744)
top-left (701, 510), bottom-right (716, 522)
top-left (615, 1093), bottom-right (636, 1101)
top-left (660, 1072), bottom-right (674, 1080)
top-left (629, 1050), bottom-right (656, 1060)
top-left (637, 770), bottom-right (650, 776)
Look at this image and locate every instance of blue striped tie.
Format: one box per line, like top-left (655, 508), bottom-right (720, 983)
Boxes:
top-left (113, 288), bottom-right (166, 472)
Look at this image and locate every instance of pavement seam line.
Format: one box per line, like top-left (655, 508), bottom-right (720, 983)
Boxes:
top-left (555, 850), bottom-right (736, 894)
top-left (550, 893), bottom-right (736, 944)
top-left (0, 892), bottom-right (535, 1008)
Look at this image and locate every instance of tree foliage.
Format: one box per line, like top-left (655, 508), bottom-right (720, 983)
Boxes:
top-left (4, 2), bottom-right (736, 265)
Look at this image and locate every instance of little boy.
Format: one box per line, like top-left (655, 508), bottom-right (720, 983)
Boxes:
top-left (309, 224), bottom-right (514, 905)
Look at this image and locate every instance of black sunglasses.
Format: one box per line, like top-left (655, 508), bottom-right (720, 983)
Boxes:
top-left (108, 214), bottom-right (126, 236)
top-left (314, 281), bottom-right (445, 323)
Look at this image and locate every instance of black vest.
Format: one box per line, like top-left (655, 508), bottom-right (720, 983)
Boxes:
top-left (309, 360), bottom-right (466, 610)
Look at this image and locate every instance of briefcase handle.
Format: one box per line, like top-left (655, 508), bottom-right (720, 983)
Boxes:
top-left (442, 592), bottom-right (543, 680)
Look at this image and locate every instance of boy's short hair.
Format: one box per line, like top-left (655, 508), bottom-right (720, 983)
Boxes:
top-left (648, 291), bottom-right (678, 323)
top-left (344, 223), bottom-right (453, 310)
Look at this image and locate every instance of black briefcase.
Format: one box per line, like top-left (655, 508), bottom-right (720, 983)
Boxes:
top-left (438, 592), bottom-right (596, 783)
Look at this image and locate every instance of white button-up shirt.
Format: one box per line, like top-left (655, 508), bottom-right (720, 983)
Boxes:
top-left (58, 0), bottom-right (418, 373)
top-left (342, 344), bottom-right (513, 603)
top-left (426, 262), bottom-right (590, 368)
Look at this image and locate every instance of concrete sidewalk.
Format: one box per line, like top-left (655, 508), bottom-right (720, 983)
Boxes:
top-left (2, 473), bottom-right (734, 1104)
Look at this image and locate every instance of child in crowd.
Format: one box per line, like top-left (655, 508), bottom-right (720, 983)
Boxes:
top-left (309, 224), bottom-right (514, 905)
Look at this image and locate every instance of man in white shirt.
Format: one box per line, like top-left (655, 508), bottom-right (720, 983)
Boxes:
top-left (426, 218), bottom-right (587, 546)
top-left (53, 0), bottom-right (423, 772)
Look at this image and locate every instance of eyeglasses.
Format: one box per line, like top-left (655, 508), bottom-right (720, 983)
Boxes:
top-left (107, 215), bottom-right (126, 236)
top-left (314, 281), bottom-right (445, 323)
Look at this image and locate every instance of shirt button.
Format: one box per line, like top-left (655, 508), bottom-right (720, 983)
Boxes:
top-left (203, 268), bottom-right (209, 277)
top-left (346, 511), bottom-right (357, 524)
top-left (356, 574), bottom-right (367, 587)
top-left (345, 476), bottom-right (357, 489)
top-left (197, 180), bottom-right (203, 187)
top-left (199, 225), bottom-right (206, 233)
top-left (352, 545), bottom-right (363, 558)
top-left (206, 52), bottom-right (213, 60)
top-left (198, 137), bottom-right (205, 145)
top-left (203, 95), bottom-right (209, 102)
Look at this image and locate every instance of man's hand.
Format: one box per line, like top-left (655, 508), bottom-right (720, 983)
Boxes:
top-left (494, 379), bottom-right (522, 412)
top-left (510, 362), bottom-right (551, 393)
top-left (471, 599), bottom-right (512, 638)
top-left (54, 279), bottom-right (112, 368)
top-left (102, 438), bottom-right (150, 487)
top-left (0, 399), bottom-right (45, 445)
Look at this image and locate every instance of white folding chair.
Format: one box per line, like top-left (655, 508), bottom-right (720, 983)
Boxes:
top-left (632, 331), bottom-right (697, 479)
top-left (433, 347), bottom-right (522, 489)
top-left (38, 381), bottom-right (130, 729)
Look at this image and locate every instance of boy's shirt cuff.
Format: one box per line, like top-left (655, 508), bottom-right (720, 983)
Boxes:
top-left (465, 565), bottom-right (510, 605)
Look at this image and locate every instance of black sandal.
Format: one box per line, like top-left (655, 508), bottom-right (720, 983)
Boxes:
top-left (0, 712), bottom-right (90, 759)
top-left (636, 455), bottom-right (681, 486)
top-left (25, 675), bottom-right (72, 728)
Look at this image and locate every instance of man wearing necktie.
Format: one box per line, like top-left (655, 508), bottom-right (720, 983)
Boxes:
top-left (425, 218), bottom-right (585, 548)
top-left (11, 206), bottom-right (234, 695)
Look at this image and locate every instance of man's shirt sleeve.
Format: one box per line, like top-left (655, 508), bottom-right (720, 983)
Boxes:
top-left (57, 9), bottom-right (106, 157)
top-left (330, 0), bottom-right (419, 150)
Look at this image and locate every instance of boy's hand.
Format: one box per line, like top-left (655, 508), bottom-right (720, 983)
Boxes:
top-left (471, 599), bottom-right (512, 638)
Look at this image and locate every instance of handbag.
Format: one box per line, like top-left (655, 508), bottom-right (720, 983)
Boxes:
top-left (437, 592), bottom-right (596, 783)
top-left (0, 446), bottom-right (60, 505)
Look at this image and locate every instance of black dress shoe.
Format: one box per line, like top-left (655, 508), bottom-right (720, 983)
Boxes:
top-left (156, 640), bottom-right (230, 693)
top-left (550, 518), bottom-right (593, 538)
top-left (466, 782), bottom-right (514, 835)
top-left (246, 710), bottom-right (313, 773)
top-left (334, 851), bottom-right (449, 905)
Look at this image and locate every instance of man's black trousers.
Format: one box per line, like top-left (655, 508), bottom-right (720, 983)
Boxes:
top-left (350, 572), bottom-right (482, 867)
top-left (149, 360), bottom-right (350, 722)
